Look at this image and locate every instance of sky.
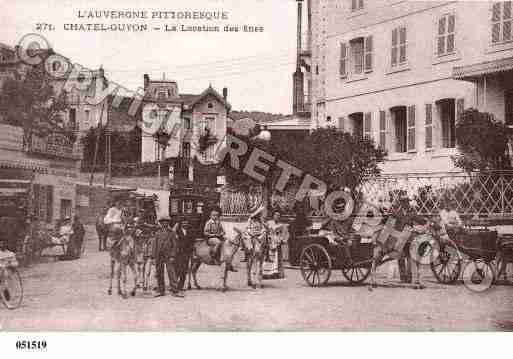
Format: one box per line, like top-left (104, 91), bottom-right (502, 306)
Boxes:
top-left (0, 0), bottom-right (298, 114)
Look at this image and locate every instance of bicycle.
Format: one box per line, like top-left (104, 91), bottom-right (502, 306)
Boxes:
top-left (0, 249), bottom-right (23, 310)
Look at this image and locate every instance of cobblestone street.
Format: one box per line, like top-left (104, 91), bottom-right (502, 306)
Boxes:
top-left (2, 232), bottom-right (513, 331)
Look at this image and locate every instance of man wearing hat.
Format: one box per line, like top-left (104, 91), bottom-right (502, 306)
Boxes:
top-left (152, 217), bottom-right (184, 298)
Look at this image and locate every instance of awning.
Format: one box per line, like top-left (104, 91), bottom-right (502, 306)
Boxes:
top-left (453, 56), bottom-right (513, 81)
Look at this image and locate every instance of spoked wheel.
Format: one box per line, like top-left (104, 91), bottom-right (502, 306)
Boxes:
top-left (0, 267), bottom-right (23, 310)
top-left (430, 240), bottom-right (462, 284)
top-left (342, 264), bottom-right (371, 285)
top-left (300, 244), bottom-right (332, 287)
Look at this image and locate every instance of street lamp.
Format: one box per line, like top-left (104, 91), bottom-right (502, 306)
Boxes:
top-left (255, 125), bottom-right (272, 216)
top-left (154, 122), bottom-right (172, 189)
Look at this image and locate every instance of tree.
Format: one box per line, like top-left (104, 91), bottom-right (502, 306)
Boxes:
top-left (452, 108), bottom-right (511, 173)
top-left (81, 125), bottom-right (142, 170)
top-left (292, 127), bottom-right (387, 193)
top-left (0, 62), bottom-right (70, 145)
top-left (222, 125), bottom-right (386, 198)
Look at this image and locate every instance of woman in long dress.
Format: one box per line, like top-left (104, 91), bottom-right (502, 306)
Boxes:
top-left (264, 210), bottom-right (289, 279)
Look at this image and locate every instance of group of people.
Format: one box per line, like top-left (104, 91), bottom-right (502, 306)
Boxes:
top-left (99, 199), bottom-right (291, 297)
top-left (204, 206), bottom-right (289, 279)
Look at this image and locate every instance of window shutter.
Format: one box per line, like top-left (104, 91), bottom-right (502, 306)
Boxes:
top-left (339, 42), bottom-right (347, 77)
top-left (456, 98), bottom-right (464, 124)
top-left (358, 0), bottom-right (364, 10)
top-left (364, 36), bottom-right (373, 72)
top-left (46, 186), bottom-right (53, 223)
top-left (364, 112), bottom-right (372, 139)
top-left (352, 0), bottom-right (357, 11)
top-left (425, 104), bottom-right (433, 150)
top-left (492, 2), bottom-right (502, 43)
top-left (391, 28), bottom-right (398, 67)
top-left (407, 105), bottom-right (416, 151)
top-left (338, 117), bottom-right (346, 132)
top-left (379, 110), bottom-right (387, 150)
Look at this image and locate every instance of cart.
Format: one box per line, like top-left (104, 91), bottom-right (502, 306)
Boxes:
top-left (430, 227), bottom-right (498, 284)
top-left (298, 235), bottom-right (374, 286)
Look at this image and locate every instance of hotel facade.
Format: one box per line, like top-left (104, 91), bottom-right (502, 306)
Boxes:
top-left (303, 0), bottom-right (513, 174)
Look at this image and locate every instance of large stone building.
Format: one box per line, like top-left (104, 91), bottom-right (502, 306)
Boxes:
top-left (302, 0), bottom-right (513, 174)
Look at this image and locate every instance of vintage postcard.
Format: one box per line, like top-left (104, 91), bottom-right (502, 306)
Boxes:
top-left (0, 0), bottom-right (512, 340)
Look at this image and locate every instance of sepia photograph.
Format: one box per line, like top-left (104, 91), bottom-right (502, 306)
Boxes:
top-left (0, 0), bottom-right (513, 344)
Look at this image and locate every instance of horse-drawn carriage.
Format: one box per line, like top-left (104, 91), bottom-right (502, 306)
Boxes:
top-left (430, 222), bottom-right (513, 285)
top-left (298, 234), bottom-right (374, 286)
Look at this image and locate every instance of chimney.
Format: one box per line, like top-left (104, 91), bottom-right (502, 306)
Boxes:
top-left (222, 87), bottom-right (228, 102)
top-left (143, 74), bottom-right (150, 90)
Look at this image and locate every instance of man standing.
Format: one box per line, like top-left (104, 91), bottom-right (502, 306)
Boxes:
top-left (152, 217), bottom-right (184, 298)
top-left (173, 218), bottom-right (194, 291)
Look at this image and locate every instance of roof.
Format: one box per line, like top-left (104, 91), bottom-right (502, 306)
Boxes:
top-left (188, 85), bottom-right (230, 110)
top-left (453, 56), bottom-right (513, 81)
top-left (179, 93), bottom-right (201, 106)
top-left (229, 111), bottom-right (291, 123)
top-left (228, 111), bottom-right (311, 131)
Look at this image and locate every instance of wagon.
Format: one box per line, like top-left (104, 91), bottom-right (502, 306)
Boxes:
top-left (298, 235), bottom-right (374, 286)
top-left (430, 228), bottom-right (498, 284)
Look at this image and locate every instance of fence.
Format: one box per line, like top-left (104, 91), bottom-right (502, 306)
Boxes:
top-left (220, 172), bottom-right (513, 220)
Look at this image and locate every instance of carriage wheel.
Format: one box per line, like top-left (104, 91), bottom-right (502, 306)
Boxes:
top-left (342, 264), bottom-right (371, 284)
top-left (430, 240), bottom-right (462, 284)
top-left (300, 244), bottom-right (332, 287)
top-left (0, 267), bottom-right (23, 310)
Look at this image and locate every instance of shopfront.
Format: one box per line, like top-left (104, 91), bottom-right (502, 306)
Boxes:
top-left (0, 124), bottom-right (80, 228)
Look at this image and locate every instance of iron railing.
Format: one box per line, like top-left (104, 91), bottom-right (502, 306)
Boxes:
top-left (220, 172), bottom-right (513, 220)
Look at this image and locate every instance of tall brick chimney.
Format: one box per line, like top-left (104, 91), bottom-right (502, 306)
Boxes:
top-left (223, 87), bottom-right (228, 102)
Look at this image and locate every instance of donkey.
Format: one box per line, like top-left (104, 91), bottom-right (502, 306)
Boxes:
top-left (241, 228), bottom-right (268, 289)
top-left (368, 216), bottom-right (425, 291)
top-left (107, 226), bottom-right (139, 299)
top-left (187, 228), bottom-right (243, 292)
top-left (133, 227), bottom-right (156, 292)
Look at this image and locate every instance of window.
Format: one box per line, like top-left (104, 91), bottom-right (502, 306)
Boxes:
top-left (351, 0), bottom-right (364, 11)
top-left (349, 113), bottom-right (364, 138)
top-left (183, 117), bottom-right (191, 130)
top-left (391, 26), bottom-right (407, 67)
top-left (351, 38), bottom-right (364, 74)
top-left (338, 117), bottom-right (346, 131)
top-left (69, 108), bottom-right (76, 129)
top-left (492, 1), bottom-right (513, 44)
top-left (203, 116), bottom-right (215, 135)
top-left (437, 14), bottom-right (456, 56)
top-left (84, 109), bottom-right (90, 129)
top-left (158, 90), bottom-right (167, 100)
top-left (436, 99), bottom-right (456, 148)
top-left (340, 36), bottom-right (373, 77)
top-left (182, 142), bottom-right (191, 159)
top-left (391, 106), bottom-right (415, 153)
